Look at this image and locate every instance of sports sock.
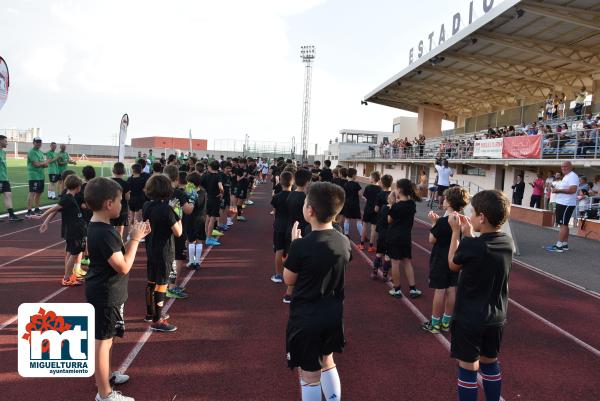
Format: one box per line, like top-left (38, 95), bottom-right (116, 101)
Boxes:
top-left (480, 361), bottom-right (502, 401)
top-left (320, 366), bottom-right (341, 400)
top-left (356, 221), bottom-right (363, 235)
top-left (195, 244), bottom-right (203, 262)
top-left (188, 244), bottom-right (196, 264)
top-left (442, 314), bottom-right (452, 326)
top-left (145, 282), bottom-right (155, 317)
top-left (153, 290), bottom-right (166, 322)
top-left (431, 315), bottom-right (441, 326)
top-left (556, 240), bottom-right (562, 247)
top-left (383, 260), bottom-right (391, 272)
top-left (227, 217), bottom-right (232, 224)
top-left (300, 379), bottom-right (322, 401)
top-left (343, 221), bottom-right (350, 235)
top-left (373, 256), bottom-right (382, 268)
top-left (457, 366), bottom-right (478, 401)
top-left (237, 205), bottom-right (242, 216)
top-left (73, 263), bottom-right (81, 272)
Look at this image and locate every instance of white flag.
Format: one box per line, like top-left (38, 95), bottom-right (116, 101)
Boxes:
top-left (0, 57), bottom-right (9, 111)
top-left (118, 114), bottom-right (129, 163)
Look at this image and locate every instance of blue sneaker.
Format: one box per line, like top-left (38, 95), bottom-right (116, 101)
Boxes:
top-left (206, 238), bottom-right (221, 246)
top-left (270, 274), bottom-right (283, 283)
top-left (546, 244), bottom-right (564, 253)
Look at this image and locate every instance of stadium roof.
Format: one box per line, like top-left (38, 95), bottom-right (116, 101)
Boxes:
top-left (364, 0), bottom-right (600, 120)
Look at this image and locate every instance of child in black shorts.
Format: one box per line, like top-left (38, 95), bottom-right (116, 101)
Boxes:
top-left (143, 174), bottom-right (182, 333)
top-left (373, 174), bottom-right (393, 279)
top-left (110, 162), bottom-right (130, 240)
top-left (342, 168), bottom-right (362, 237)
top-left (448, 190), bottom-right (512, 401)
top-left (233, 169), bottom-right (249, 222)
top-left (84, 177), bottom-right (150, 401)
top-left (270, 170), bottom-right (293, 284)
top-left (77, 165), bottom-right (96, 266)
top-left (421, 186), bottom-right (470, 334)
top-left (218, 161), bottom-right (232, 230)
top-left (359, 170), bottom-right (381, 251)
top-left (127, 164), bottom-right (146, 226)
top-left (37, 175), bottom-right (87, 286)
top-left (200, 160), bottom-right (224, 244)
top-left (387, 178), bottom-right (422, 299)
top-left (284, 182), bottom-right (351, 401)
top-left (185, 172), bottom-right (207, 269)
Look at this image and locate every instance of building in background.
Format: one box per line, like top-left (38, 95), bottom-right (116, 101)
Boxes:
top-left (131, 136), bottom-right (207, 152)
top-left (0, 128), bottom-right (37, 142)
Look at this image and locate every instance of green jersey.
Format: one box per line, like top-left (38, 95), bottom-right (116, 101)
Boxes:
top-left (27, 148), bottom-right (46, 181)
top-left (0, 149), bottom-right (7, 181)
top-left (148, 155), bottom-right (156, 162)
top-left (57, 151), bottom-right (70, 173)
top-left (45, 150), bottom-right (59, 175)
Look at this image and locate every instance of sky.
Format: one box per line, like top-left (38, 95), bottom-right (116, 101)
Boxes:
top-left (0, 0), bottom-right (471, 153)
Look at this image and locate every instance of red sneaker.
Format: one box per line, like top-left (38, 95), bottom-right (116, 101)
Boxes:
top-left (357, 243), bottom-right (365, 250)
top-left (367, 246), bottom-right (376, 253)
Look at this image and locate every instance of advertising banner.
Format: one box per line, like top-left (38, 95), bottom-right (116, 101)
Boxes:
top-left (473, 138), bottom-right (503, 158)
top-left (502, 134), bottom-right (542, 159)
top-left (118, 114), bottom-right (129, 163)
top-left (0, 57), bottom-right (9, 111)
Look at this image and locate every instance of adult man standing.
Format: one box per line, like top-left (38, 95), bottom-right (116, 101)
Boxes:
top-left (0, 135), bottom-right (23, 221)
top-left (434, 159), bottom-right (453, 209)
top-left (147, 149), bottom-right (155, 163)
top-left (26, 137), bottom-right (48, 217)
top-left (547, 161), bottom-right (579, 253)
top-left (511, 174), bottom-right (525, 205)
top-left (56, 143), bottom-right (75, 194)
top-left (45, 142), bottom-right (60, 199)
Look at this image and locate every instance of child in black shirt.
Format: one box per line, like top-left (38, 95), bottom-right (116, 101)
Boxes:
top-left (127, 163), bottom-right (146, 225)
top-left (76, 165), bottom-right (96, 266)
top-left (284, 182), bottom-right (350, 401)
top-left (387, 178), bottom-right (422, 299)
top-left (143, 174), bottom-right (182, 333)
top-left (270, 170), bottom-right (293, 284)
top-left (200, 160), bottom-right (224, 244)
top-left (84, 177), bottom-right (150, 401)
top-left (218, 162), bottom-right (233, 230)
top-left (233, 170), bottom-right (249, 222)
top-left (110, 162), bottom-right (130, 240)
top-left (185, 172), bottom-right (207, 269)
top-left (359, 170), bottom-right (382, 251)
top-left (319, 159), bottom-right (333, 182)
top-left (341, 168), bottom-right (362, 237)
top-left (37, 175), bottom-right (87, 286)
top-left (373, 174), bottom-right (393, 280)
top-left (421, 186), bottom-right (470, 334)
top-left (448, 190), bottom-right (512, 401)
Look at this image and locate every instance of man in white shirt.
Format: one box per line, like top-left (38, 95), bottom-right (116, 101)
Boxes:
top-left (591, 175), bottom-right (600, 196)
top-left (434, 159), bottom-right (453, 209)
top-left (547, 161), bottom-right (579, 252)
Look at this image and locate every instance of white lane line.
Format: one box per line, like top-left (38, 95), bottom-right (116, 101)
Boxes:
top-left (118, 246), bottom-right (214, 373)
top-left (0, 218), bottom-right (61, 239)
top-left (0, 240), bottom-right (64, 268)
top-left (0, 287), bottom-right (69, 331)
top-left (352, 244), bottom-right (505, 401)
top-left (413, 217), bottom-right (600, 300)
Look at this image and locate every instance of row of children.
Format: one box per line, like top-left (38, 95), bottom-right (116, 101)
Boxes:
top-left (269, 161), bottom-right (513, 401)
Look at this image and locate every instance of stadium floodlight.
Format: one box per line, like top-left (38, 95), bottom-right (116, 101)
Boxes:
top-left (361, 100), bottom-right (368, 106)
top-left (299, 45), bottom-right (316, 162)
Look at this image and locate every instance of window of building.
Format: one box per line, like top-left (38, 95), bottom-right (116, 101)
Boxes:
top-left (460, 165), bottom-right (486, 176)
top-left (393, 124), bottom-right (401, 133)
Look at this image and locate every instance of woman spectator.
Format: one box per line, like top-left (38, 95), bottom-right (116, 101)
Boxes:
top-left (558, 93), bottom-right (566, 119)
top-left (545, 94), bottom-right (554, 121)
top-left (591, 175), bottom-right (600, 196)
top-left (529, 172), bottom-right (545, 208)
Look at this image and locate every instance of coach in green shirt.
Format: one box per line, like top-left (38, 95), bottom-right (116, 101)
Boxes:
top-left (0, 135), bottom-right (23, 221)
top-left (45, 142), bottom-right (60, 200)
top-left (26, 137), bottom-right (48, 217)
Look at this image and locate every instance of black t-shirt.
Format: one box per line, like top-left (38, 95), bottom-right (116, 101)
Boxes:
top-left (76, 182), bottom-right (93, 222)
top-left (363, 184), bottom-right (381, 214)
top-left (429, 216), bottom-right (452, 271)
top-left (386, 200), bottom-right (416, 243)
top-left (271, 190), bottom-right (291, 232)
top-left (273, 183), bottom-right (283, 195)
top-left (237, 177), bottom-right (249, 192)
top-left (219, 172), bottom-right (231, 197)
top-left (452, 232), bottom-right (513, 328)
top-left (332, 177), bottom-right (344, 187)
top-left (85, 222), bottom-right (127, 306)
top-left (58, 193), bottom-right (85, 239)
top-left (375, 190), bottom-right (391, 212)
top-left (185, 188), bottom-right (206, 230)
top-left (284, 229), bottom-right (352, 320)
top-left (319, 168), bottom-right (333, 182)
top-left (127, 175), bottom-right (146, 198)
top-left (344, 181), bottom-right (361, 207)
top-left (200, 172), bottom-right (222, 200)
top-left (143, 200), bottom-right (180, 267)
top-left (233, 166), bottom-right (245, 179)
top-left (286, 191), bottom-right (308, 238)
top-left (111, 177), bottom-right (130, 216)
top-left (376, 204), bottom-right (390, 234)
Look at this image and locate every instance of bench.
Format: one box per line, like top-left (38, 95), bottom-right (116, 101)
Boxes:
top-left (510, 205), bottom-right (554, 227)
top-left (578, 219), bottom-right (600, 241)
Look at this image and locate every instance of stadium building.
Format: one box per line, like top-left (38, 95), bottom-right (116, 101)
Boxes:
top-left (333, 0), bottom-right (600, 238)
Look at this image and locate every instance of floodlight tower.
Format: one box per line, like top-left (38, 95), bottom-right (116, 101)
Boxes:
top-left (300, 45), bottom-right (315, 162)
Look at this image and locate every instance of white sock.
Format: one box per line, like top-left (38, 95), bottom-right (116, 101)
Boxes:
top-left (321, 367), bottom-right (341, 400)
top-left (343, 221), bottom-right (350, 235)
top-left (556, 241), bottom-right (562, 247)
top-left (195, 244), bottom-right (203, 263)
top-left (73, 263), bottom-right (81, 272)
top-left (300, 379), bottom-right (322, 401)
top-left (227, 217), bottom-right (232, 224)
top-left (356, 221), bottom-right (363, 236)
top-left (188, 244), bottom-right (196, 264)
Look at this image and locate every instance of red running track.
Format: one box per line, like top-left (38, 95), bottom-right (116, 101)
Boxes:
top-left (0, 186), bottom-right (599, 400)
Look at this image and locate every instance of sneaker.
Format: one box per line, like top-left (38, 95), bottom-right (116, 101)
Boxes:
top-left (81, 257), bottom-right (90, 266)
top-left (109, 371), bottom-right (130, 385)
top-left (282, 294), bottom-right (292, 304)
top-left (409, 288), bottom-right (423, 298)
top-left (388, 288), bottom-right (403, 298)
top-left (369, 269), bottom-right (378, 280)
top-left (546, 245), bottom-right (564, 253)
top-left (226, 220), bottom-right (234, 226)
top-left (367, 246), bottom-right (376, 253)
top-left (73, 267), bottom-right (87, 278)
top-left (166, 287), bottom-right (188, 299)
top-left (441, 322), bottom-right (450, 332)
top-left (237, 216), bottom-right (247, 222)
top-left (212, 229), bottom-right (224, 237)
top-left (205, 238), bottom-right (221, 246)
top-left (561, 244), bottom-right (569, 251)
top-left (357, 243), bottom-right (365, 250)
top-left (270, 274), bottom-right (283, 283)
top-left (143, 313), bottom-right (169, 323)
top-left (34, 208), bottom-right (43, 216)
top-left (421, 321), bottom-right (441, 334)
top-left (150, 318), bottom-right (177, 332)
top-left (61, 275), bottom-right (82, 286)
top-left (25, 210), bottom-right (34, 219)
top-left (8, 215), bottom-right (24, 222)
top-left (245, 200), bottom-right (254, 205)
top-left (95, 391), bottom-right (134, 401)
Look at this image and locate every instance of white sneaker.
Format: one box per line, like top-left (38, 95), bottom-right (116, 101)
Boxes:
top-left (110, 370), bottom-right (130, 385)
top-left (95, 391), bottom-right (134, 401)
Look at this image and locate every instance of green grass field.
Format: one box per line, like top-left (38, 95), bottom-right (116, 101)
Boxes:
top-left (1, 159), bottom-right (120, 214)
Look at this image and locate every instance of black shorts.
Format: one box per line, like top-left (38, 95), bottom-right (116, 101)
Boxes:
top-left (206, 198), bottom-right (220, 217)
top-left (437, 185), bottom-right (449, 195)
top-left (555, 204), bottom-right (575, 225)
top-left (110, 213), bottom-right (129, 227)
top-left (128, 196), bottom-right (146, 212)
top-left (429, 254), bottom-right (458, 289)
top-left (450, 322), bottom-right (503, 363)
top-left (94, 304), bottom-right (125, 340)
top-left (343, 204), bottom-right (361, 219)
top-left (219, 196), bottom-right (230, 210)
top-left (286, 313), bottom-right (345, 371)
top-left (29, 180), bottom-right (44, 193)
top-left (175, 235), bottom-right (187, 261)
top-left (48, 174), bottom-right (60, 183)
top-left (386, 241), bottom-right (412, 260)
top-left (147, 261), bottom-right (170, 285)
top-left (65, 237), bottom-right (86, 255)
top-left (376, 235), bottom-right (387, 254)
top-left (0, 181), bottom-right (10, 193)
top-left (187, 224), bottom-right (206, 242)
top-left (273, 231), bottom-right (287, 252)
top-left (362, 211), bottom-right (377, 224)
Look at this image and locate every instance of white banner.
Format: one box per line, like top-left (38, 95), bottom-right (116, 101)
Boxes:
top-left (0, 57), bottom-right (9, 111)
top-left (473, 138), bottom-right (503, 158)
top-left (118, 114), bottom-right (129, 163)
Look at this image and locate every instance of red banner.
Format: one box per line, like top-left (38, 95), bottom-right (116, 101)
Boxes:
top-left (502, 135), bottom-right (542, 159)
